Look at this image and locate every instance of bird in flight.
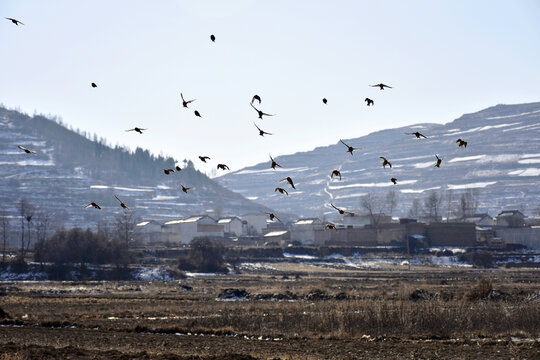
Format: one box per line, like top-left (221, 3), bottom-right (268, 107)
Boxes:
top-left (181, 185), bottom-right (193, 193)
top-left (251, 95), bottom-right (261, 105)
top-left (5, 17), bottom-right (24, 26)
top-left (365, 98), bottom-right (374, 106)
top-left (210, 34), bottom-right (216, 42)
top-left (331, 170), bottom-right (341, 180)
top-left (114, 195), bottom-right (130, 210)
top-left (163, 168), bottom-right (175, 175)
top-left (456, 139), bottom-right (467, 148)
top-left (194, 110), bottom-right (202, 118)
top-left (91, 82), bottom-right (97, 88)
top-left (254, 122), bottom-right (272, 137)
top-left (269, 154), bottom-right (282, 169)
top-left (370, 83), bottom-right (392, 90)
top-left (280, 176), bottom-right (296, 189)
top-left (322, 98), bottom-right (328, 104)
top-left (275, 187), bottom-right (289, 196)
top-left (199, 156), bottom-right (211, 163)
top-left (390, 177), bottom-right (397, 185)
top-left (17, 145), bottom-right (37, 154)
top-left (435, 154), bottom-right (443, 168)
top-left (340, 139), bottom-right (362, 155)
top-left (126, 127), bottom-right (147, 134)
top-left (250, 103), bottom-right (274, 119)
top-left (325, 223), bottom-right (337, 231)
top-left (406, 131), bottom-right (427, 139)
top-left (330, 203), bottom-right (353, 215)
top-left (217, 164), bottom-right (229, 171)
top-left (264, 212), bottom-right (281, 222)
top-left (380, 156), bottom-right (392, 168)
top-left (84, 202), bottom-right (101, 210)
top-left (181, 93), bottom-right (196, 108)
top-left (175, 165), bottom-right (182, 172)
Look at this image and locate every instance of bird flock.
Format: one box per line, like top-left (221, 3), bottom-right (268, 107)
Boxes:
top-left (7, 17), bottom-right (469, 229)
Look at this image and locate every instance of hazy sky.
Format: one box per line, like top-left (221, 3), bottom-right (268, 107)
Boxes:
top-left (1, 1), bottom-right (539, 175)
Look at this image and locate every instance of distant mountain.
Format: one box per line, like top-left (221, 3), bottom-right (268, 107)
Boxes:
top-left (0, 106), bottom-right (272, 227)
top-left (217, 102), bottom-right (540, 218)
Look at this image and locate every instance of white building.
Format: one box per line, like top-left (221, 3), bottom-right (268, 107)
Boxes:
top-left (162, 215), bottom-right (224, 244)
top-left (291, 218), bottom-right (324, 245)
top-left (242, 213), bottom-right (268, 235)
top-left (217, 217), bottom-right (245, 236)
top-left (136, 220), bottom-right (163, 243)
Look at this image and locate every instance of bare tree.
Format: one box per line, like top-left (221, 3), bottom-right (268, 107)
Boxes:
top-left (408, 198), bottom-right (422, 219)
top-left (423, 191), bottom-right (442, 223)
top-left (385, 190), bottom-right (399, 218)
top-left (456, 189), bottom-right (479, 221)
top-left (114, 211), bottom-right (139, 249)
top-left (1, 211), bottom-right (9, 265)
top-left (444, 190), bottom-right (454, 223)
top-left (35, 211), bottom-right (51, 243)
top-left (360, 193), bottom-right (386, 228)
top-left (18, 199), bottom-right (32, 258)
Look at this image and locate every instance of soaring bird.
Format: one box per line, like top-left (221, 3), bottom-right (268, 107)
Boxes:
top-left (84, 202), bottom-right (101, 210)
top-left (181, 93), bottom-right (196, 108)
top-left (390, 177), bottom-right (397, 185)
top-left (199, 156), bottom-right (211, 163)
top-left (365, 98), bottom-right (374, 106)
top-left (254, 122), bottom-right (272, 136)
top-left (435, 154), bottom-right (443, 168)
top-left (331, 170), bottom-right (341, 180)
top-left (114, 195), bottom-right (130, 210)
top-left (380, 156), bottom-right (392, 168)
top-left (175, 165), bottom-right (182, 172)
top-left (251, 94), bottom-right (261, 105)
top-left (210, 34), bottom-right (216, 42)
top-left (406, 131), bottom-right (427, 139)
top-left (370, 83), bottom-right (392, 90)
top-left (264, 212), bottom-right (281, 222)
top-left (340, 139), bottom-right (362, 155)
top-left (181, 185), bottom-right (193, 193)
top-left (194, 110), bottom-right (202, 118)
top-left (456, 139), bottom-right (468, 148)
top-left (17, 145), bottom-right (37, 154)
top-left (163, 168), bottom-right (175, 175)
top-left (250, 103), bottom-right (274, 119)
top-left (280, 177), bottom-right (295, 189)
top-left (330, 203), bottom-right (353, 215)
top-left (126, 127), bottom-right (147, 134)
top-left (322, 98), bottom-right (328, 104)
top-left (217, 164), bottom-right (229, 171)
top-left (91, 82), bottom-right (97, 88)
top-left (275, 187), bottom-right (289, 196)
top-left (5, 17), bottom-right (24, 26)
top-left (269, 154), bottom-right (281, 169)
top-left (325, 223), bottom-right (337, 231)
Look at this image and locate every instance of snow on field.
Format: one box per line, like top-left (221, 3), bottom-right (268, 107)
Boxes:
top-left (400, 186), bottom-right (441, 194)
top-left (152, 195), bottom-right (178, 201)
top-left (0, 159), bottom-right (56, 166)
top-left (520, 153), bottom-right (540, 159)
top-left (246, 196), bottom-right (258, 200)
top-left (283, 253), bottom-right (317, 260)
top-left (414, 161), bottom-right (435, 168)
top-left (329, 180), bottom-right (417, 190)
top-left (518, 159), bottom-right (540, 164)
top-left (90, 185), bottom-right (109, 189)
top-left (334, 192), bottom-right (368, 199)
top-left (156, 184), bottom-right (172, 190)
top-left (447, 181), bottom-right (497, 190)
top-left (477, 154), bottom-right (520, 163)
top-left (448, 155), bottom-right (486, 163)
top-left (503, 123), bottom-right (540, 132)
top-left (235, 166), bottom-right (316, 175)
top-left (393, 154), bottom-right (433, 162)
top-left (442, 122), bottom-right (521, 136)
top-left (135, 267), bottom-right (175, 281)
top-left (508, 168), bottom-right (540, 177)
top-left (486, 109), bottom-right (540, 120)
top-left (114, 186), bottom-right (153, 192)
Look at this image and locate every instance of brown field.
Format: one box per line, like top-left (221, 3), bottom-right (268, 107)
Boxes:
top-left (1, 264), bottom-right (540, 359)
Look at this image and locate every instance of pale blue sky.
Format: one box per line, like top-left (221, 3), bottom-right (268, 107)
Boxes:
top-left (1, 1), bottom-right (539, 174)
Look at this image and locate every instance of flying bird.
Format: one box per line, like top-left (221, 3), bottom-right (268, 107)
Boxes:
top-left (114, 195), bottom-right (130, 210)
top-left (264, 212), bottom-right (281, 222)
top-left (181, 93), bottom-right (196, 108)
top-left (370, 83), bottom-right (392, 90)
top-left (330, 203), bottom-right (353, 215)
top-left (163, 168), bottom-right (175, 175)
top-left (406, 132), bottom-right (427, 139)
top-left (331, 170), bottom-right (341, 180)
top-left (91, 82), bottom-right (97, 88)
top-left (217, 164), bottom-right (229, 171)
top-left (390, 177), bottom-right (397, 185)
top-left (17, 145), bottom-right (37, 154)
top-left (194, 110), bottom-right (202, 118)
top-left (175, 165), bottom-right (182, 172)
top-left (181, 185), bottom-right (193, 193)
top-left (280, 177), bottom-right (295, 189)
top-left (456, 139), bottom-right (467, 148)
top-left (435, 154), bottom-right (443, 168)
top-left (322, 98), bottom-right (328, 104)
top-left (365, 98), bottom-right (374, 106)
top-left (126, 127), bottom-right (147, 134)
top-left (275, 187), bottom-right (289, 196)
top-left (254, 122), bottom-right (272, 136)
top-left (250, 103), bottom-right (274, 119)
top-left (210, 34), bottom-right (216, 42)
top-left (380, 156), bottom-right (392, 168)
top-left (269, 154), bottom-right (282, 169)
top-left (199, 156), bottom-right (211, 163)
top-left (325, 223), bottom-right (337, 231)
top-left (5, 17), bottom-right (24, 26)
top-left (251, 95), bottom-right (261, 105)
top-left (84, 202), bottom-right (101, 210)
top-left (340, 139), bottom-right (362, 155)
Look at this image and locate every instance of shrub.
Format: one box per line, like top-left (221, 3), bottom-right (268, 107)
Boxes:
top-left (465, 278), bottom-right (494, 301)
top-left (459, 251), bottom-right (493, 268)
top-left (178, 237), bottom-right (227, 273)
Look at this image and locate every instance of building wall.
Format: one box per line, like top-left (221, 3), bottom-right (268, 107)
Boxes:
top-left (243, 214), bottom-right (267, 234)
top-left (494, 227), bottom-right (540, 249)
top-left (426, 223), bottom-right (476, 247)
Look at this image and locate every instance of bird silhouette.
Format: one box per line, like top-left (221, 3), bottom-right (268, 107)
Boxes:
top-left (331, 170), bottom-right (341, 180)
top-left (17, 145), bottom-right (37, 154)
top-left (330, 203), bottom-right (353, 215)
top-left (114, 195), bottom-right (130, 210)
top-left (370, 83), bottom-right (392, 90)
top-left (181, 185), bottom-right (193, 193)
top-left (181, 93), bottom-right (196, 108)
top-left (175, 165), bottom-right (182, 172)
top-left (199, 156), bottom-right (211, 163)
top-left (254, 122), bottom-right (272, 136)
top-left (84, 202), bottom-right (101, 210)
top-left (456, 139), bottom-right (467, 148)
top-left (5, 17), bottom-right (23, 26)
top-left (250, 103), bottom-right (274, 119)
top-left (194, 110), bottom-right (202, 118)
top-left (163, 168), bottom-right (175, 175)
top-left (322, 98), bottom-right (328, 104)
top-left (406, 132), bottom-right (427, 139)
top-left (126, 127), bottom-right (147, 134)
top-left (365, 98), bottom-right (374, 106)
top-left (380, 156), bottom-right (392, 168)
top-left (390, 177), bottom-right (397, 185)
top-left (435, 154), bottom-right (443, 168)
top-left (340, 139), bottom-right (362, 155)
top-left (91, 82), bottom-right (97, 88)
top-left (264, 212), bottom-right (281, 222)
top-left (269, 154), bottom-right (282, 169)
top-left (217, 164), bottom-right (229, 171)
top-left (325, 223), bottom-right (337, 230)
top-left (210, 34), bottom-right (216, 42)
top-left (251, 95), bottom-right (261, 105)
top-left (280, 177), bottom-right (295, 189)
top-left (275, 187), bottom-right (289, 196)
